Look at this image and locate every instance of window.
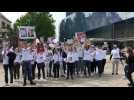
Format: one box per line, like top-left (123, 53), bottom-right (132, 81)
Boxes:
top-left (1, 22), bottom-right (5, 28)
top-left (7, 24), bottom-right (10, 29)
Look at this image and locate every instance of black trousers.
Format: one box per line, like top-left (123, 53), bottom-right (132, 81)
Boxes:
top-left (63, 61), bottom-right (66, 74)
top-left (102, 59), bottom-right (106, 73)
top-left (37, 63), bottom-right (45, 79)
top-left (67, 63), bottom-right (74, 79)
top-left (125, 65), bottom-right (134, 85)
top-left (84, 60), bottom-right (91, 77)
top-left (91, 59), bottom-right (96, 73)
top-left (32, 62), bottom-right (36, 79)
top-left (78, 57), bottom-right (84, 74)
top-left (126, 72), bottom-right (134, 85)
top-left (74, 61), bottom-right (79, 75)
top-left (3, 64), bottom-right (13, 83)
top-left (53, 62), bottom-right (60, 78)
top-left (14, 62), bottom-right (20, 79)
top-left (95, 60), bottom-right (103, 75)
top-left (49, 61), bottom-right (53, 77)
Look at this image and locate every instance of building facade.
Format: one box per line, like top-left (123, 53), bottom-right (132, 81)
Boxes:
top-left (86, 17), bottom-right (134, 47)
top-left (0, 13), bottom-right (11, 61)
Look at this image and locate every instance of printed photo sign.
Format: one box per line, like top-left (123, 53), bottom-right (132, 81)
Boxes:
top-left (19, 26), bottom-right (36, 39)
top-left (47, 37), bottom-right (55, 44)
top-left (75, 32), bottom-right (86, 43)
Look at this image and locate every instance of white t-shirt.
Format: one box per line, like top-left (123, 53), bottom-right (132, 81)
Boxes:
top-left (111, 49), bottom-right (120, 59)
top-left (77, 47), bottom-right (84, 58)
top-left (73, 51), bottom-right (79, 61)
top-left (53, 53), bottom-right (60, 64)
top-left (101, 50), bottom-right (107, 59)
top-left (46, 50), bottom-right (53, 62)
top-left (83, 49), bottom-right (93, 61)
top-left (14, 52), bottom-right (21, 63)
top-left (95, 49), bottom-right (104, 61)
top-left (21, 48), bottom-right (33, 61)
top-left (36, 52), bottom-right (45, 64)
top-left (67, 51), bottom-right (75, 63)
top-left (2, 49), bottom-right (9, 65)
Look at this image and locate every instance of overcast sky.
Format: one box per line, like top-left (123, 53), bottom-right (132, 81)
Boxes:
top-left (1, 12), bottom-right (134, 40)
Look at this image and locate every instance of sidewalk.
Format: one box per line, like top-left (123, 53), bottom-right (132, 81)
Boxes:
top-left (0, 61), bottom-right (129, 87)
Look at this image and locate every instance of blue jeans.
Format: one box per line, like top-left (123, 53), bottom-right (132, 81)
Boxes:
top-left (22, 61), bottom-right (32, 83)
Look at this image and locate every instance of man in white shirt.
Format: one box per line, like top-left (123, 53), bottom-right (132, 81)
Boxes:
top-left (110, 45), bottom-right (120, 75)
top-left (21, 43), bottom-right (36, 86)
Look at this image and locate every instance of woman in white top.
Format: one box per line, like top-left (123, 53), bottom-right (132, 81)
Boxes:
top-left (83, 44), bottom-right (93, 77)
top-left (14, 48), bottom-right (21, 79)
top-left (53, 48), bottom-right (60, 78)
top-left (110, 45), bottom-right (120, 75)
top-left (66, 45), bottom-right (75, 80)
top-left (31, 48), bottom-right (37, 80)
top-left (47, 46), bottom-right (53, 77)
top-left (101, 47), bottom-right (107, 73)
top-left (73, 46), bottom-right (79, 76)
top-left (36, 45), bottom-right (46, 79)
top-left (2, 47), bottom-right (9, 85)
top-left (77, 44), bottom-right (84, 74)
top-left (94, 45), bottom-right (104, 77)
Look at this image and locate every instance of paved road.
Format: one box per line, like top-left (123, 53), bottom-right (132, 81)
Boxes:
top-left (0, 60), bottom-right (129, 87)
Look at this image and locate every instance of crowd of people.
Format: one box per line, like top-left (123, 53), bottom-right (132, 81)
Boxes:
top-left (1, 39), bottom-right (134, 87)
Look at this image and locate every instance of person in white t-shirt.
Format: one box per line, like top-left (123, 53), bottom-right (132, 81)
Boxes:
top-left (20, 43), bottom-right (36, 86)
top-left (53, 48), bottom-right (60, 79)
top-left (31, 48), bottom-right (37, 80)
top-left (36, 46), bottom-right (46, 80)
top-left (101, 47), bottom-right (107, 73)
top-left (2, 47), bottom-right (9, 86)
top-left (47, 46), bottom-right (53, 77)
top-left (94, 45), bottom-right (104, 77)
top-left (66, 45), bottom-right (75, 80)
top-left (77, 44), bottom-right (84, 74)
top-left (73, 46), bottom-right (79, 77)
top-left (83, 44), bottom-right (93, 77)
top-left (14, 48), bottom-right (21, 80)
top-left (110, 45), bottom-right (120, 75)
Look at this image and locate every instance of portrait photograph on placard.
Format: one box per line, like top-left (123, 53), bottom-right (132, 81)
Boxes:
top-left (19, 26), bottom-right (36, 39)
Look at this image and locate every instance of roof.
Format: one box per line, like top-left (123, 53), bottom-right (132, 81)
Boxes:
top-left (0, 13), bottom-right (12, 23)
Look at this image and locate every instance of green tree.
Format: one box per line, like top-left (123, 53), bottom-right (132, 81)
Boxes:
top-left (14, 12), bottom-right (55, 40)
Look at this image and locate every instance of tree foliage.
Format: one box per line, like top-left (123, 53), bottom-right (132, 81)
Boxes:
top-left (14, 12), bottom-right (55, 40)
